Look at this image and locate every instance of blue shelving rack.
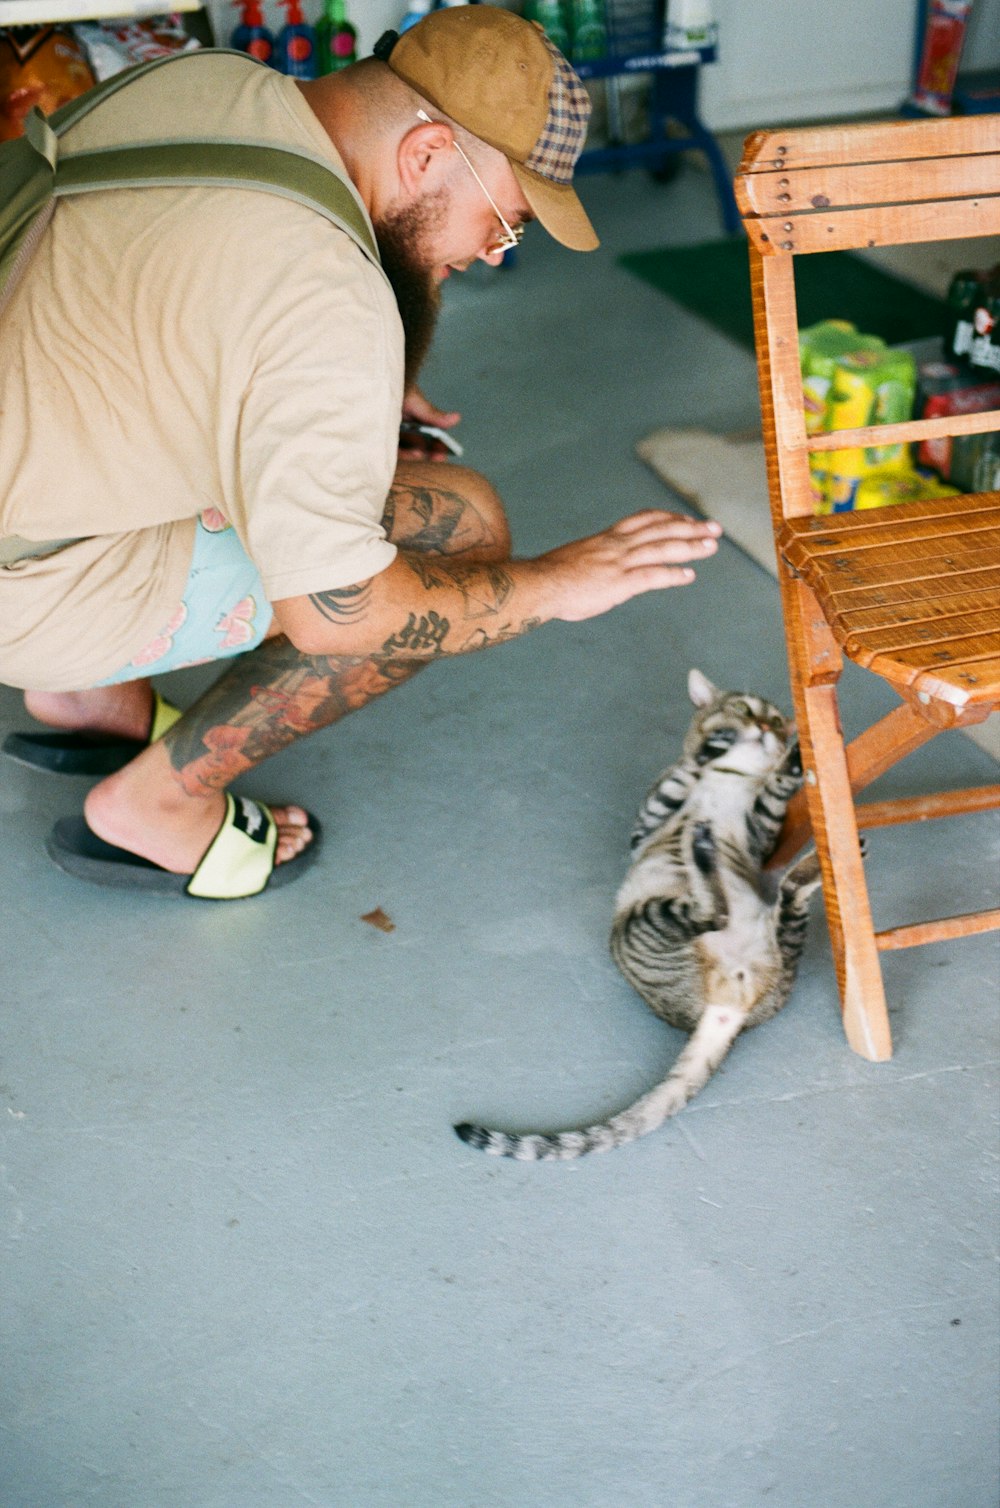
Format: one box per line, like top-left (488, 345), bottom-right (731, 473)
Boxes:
top-left (570, 0), bottom-right (739, 235)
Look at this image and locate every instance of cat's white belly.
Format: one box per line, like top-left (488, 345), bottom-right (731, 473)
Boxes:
top-left (690, 774), bottom-right (765, 827)
top-left (697, 904), bottom-right (780, 1011)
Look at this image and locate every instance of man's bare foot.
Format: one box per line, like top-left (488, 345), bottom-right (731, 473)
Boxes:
top-left (83, 743), bottom-right (313, 875)
top-left (24, 683), bottom-right (154, 742)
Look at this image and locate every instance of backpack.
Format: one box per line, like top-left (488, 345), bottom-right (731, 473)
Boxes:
top-left (0, 48), bottom-right (380, 319)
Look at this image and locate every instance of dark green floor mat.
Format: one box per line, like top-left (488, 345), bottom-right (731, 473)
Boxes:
top-left (619, 238), bottom-right (947, 350)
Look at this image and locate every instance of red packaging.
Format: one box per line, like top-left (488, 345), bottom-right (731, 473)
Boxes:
top-left (912, 0), bottom-right (973, 116)
top-left (919, 380), bottom-right (1000, 476)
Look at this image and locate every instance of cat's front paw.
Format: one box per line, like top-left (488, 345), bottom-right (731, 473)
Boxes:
top-left (691, 821), bottom-right (716, 874)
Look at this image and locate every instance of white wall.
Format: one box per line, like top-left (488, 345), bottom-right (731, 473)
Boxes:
top-left (703, 0), bottom-right (913, 130)
top-left (702, 0), bottom-right (998, 131)
top-left (960, 0), bottom-right (1000, 71)
top-left (204, 0), bottom-right (999, 131)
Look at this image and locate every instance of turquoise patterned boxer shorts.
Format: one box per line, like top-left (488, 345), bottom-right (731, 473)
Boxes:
top-left (97, 511), bottom-right (271, 685)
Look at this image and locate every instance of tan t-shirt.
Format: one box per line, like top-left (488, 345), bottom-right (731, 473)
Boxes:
top-left (0, 52), bottom-right (403, 691)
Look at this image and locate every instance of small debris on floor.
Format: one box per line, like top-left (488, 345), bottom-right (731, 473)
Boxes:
top-left (361, 907), bottom-right (395, 933)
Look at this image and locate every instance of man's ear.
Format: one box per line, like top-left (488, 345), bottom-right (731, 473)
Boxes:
top-left (397, 119), bottom-right (454, 196)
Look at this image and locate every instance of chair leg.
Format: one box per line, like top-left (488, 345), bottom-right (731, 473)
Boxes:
top-left (767, 701), bottom-right (939, 870)
top-left (798, 682), bottom-right (893, 1061)
top-left (782, 577), bottom-right (893, 1062)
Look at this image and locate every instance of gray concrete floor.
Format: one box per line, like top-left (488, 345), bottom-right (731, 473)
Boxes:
top-left (2, 164), bottom-right (998, 1508)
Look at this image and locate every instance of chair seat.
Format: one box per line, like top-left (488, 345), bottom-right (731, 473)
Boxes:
top-left (779, 490), bottom-right (1000, 720)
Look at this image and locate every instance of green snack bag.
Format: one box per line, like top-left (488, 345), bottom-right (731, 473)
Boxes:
top-left (827, 347), bottom-right (916, 475)
top-left (869, 349), bottom-right (917, 467)
top-left (799, 321), bottom-right (884, 436)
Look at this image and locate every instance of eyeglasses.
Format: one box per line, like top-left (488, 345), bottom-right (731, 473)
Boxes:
top-left (417, 109), bottom-right (525, 257)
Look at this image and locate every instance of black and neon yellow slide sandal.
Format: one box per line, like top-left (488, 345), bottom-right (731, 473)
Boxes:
top-left (3, 690), bottom-right (182, 777)
top-left (45, 794), bottom-right (321, 899)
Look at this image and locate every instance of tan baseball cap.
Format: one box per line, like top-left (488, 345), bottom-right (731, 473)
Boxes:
top-left (374, 7), bottom-right (598, 252)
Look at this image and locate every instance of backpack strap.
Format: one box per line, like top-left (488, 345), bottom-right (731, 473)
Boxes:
top-left (49, 137), bottom-right (378, 263)
top-left (17, 49), bottom-right (380, 267)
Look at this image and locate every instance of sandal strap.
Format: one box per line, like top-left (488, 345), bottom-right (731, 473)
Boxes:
top-left (149, 691), bottom-right (182, 744)
top-left (186, 794), bottom-right (278, 899)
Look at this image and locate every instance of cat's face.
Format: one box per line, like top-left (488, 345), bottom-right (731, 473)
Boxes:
top-left (684, 672), bottom-right (792, 776)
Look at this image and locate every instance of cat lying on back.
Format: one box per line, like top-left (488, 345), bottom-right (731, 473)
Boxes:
top-left (456, 668), bottom-right (821, 1161)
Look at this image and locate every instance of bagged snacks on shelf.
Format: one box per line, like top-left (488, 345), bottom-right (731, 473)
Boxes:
top-left (851, 467), bottom-right (958, 511)
top-left (73, 15), bottom-right (199, 82)
top-left (0, 26), bottom-right (95, 141)
top-left (799, 322), bottom-right (917, 512)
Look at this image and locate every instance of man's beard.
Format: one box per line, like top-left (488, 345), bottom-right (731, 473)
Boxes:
top-left (374, 191), bottom-right (446, 392)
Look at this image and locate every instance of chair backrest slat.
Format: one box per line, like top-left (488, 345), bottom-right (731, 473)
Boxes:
top-left (744, 195), bottom-right (1000, 255)
top-left (740, 116), bottom-right (999, 173)
top-left (738, 153), bottom-right (999, 216)
top-left (800, 407), bottom-right (1000, 454)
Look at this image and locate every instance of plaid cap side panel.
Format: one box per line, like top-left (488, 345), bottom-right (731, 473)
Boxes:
top-left (526, 32), bottom-right (591, 184)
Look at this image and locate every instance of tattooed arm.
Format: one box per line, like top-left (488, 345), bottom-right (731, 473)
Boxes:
top-left (271, 510), bottom-right (721, 660)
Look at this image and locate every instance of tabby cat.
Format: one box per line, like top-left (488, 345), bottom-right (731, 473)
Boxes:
top-left (455, 669), bottom-right (822, 1161)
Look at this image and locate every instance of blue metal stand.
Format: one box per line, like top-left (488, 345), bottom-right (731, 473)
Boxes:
top-left (561, 0), bottom-right (738, 235)
top-left (573, 44), bottom-right (740, 235)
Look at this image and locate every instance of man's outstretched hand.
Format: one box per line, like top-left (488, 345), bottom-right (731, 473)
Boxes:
top-left (527, 510), bottom-right (722, 622)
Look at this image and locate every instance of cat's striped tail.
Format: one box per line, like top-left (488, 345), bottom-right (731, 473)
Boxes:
top-left (454, 1003), bottom-right (745, 1161)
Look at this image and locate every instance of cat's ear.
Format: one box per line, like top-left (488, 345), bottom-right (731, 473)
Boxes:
top-left (688, 668), bottom-right (719, 707)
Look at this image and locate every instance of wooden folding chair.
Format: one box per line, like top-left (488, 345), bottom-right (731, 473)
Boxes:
top-left (735, 115), bottom-right (1000, 1061)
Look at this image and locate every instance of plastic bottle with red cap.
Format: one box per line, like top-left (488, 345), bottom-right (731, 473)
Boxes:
top-left (275, 0), bottom-right (318, 78)
top-left (230, 0), bottom-right (275, 66)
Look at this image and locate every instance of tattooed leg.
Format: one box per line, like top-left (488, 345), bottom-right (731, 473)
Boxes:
top-left (81, 462), bottom-right (511, 874)
top-left (156, 635), bottom-right (426, 797)
top-left (161, 462), bottom-right (510, 794)
top-left (383, 461), bottom-right (509, 558)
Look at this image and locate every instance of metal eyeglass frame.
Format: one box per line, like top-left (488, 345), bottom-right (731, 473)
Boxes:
top-left (416, 108), bottom-right (524, 256)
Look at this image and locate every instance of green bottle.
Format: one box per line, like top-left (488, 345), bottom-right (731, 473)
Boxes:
top-left (569, 0), bottom-right (606, 63)
top-left (317, 0), bottom-right (357, 74)
top-left (945, 268), bottom-right (986, 363)
top-left (524, 0), bottom-right (571, 57)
